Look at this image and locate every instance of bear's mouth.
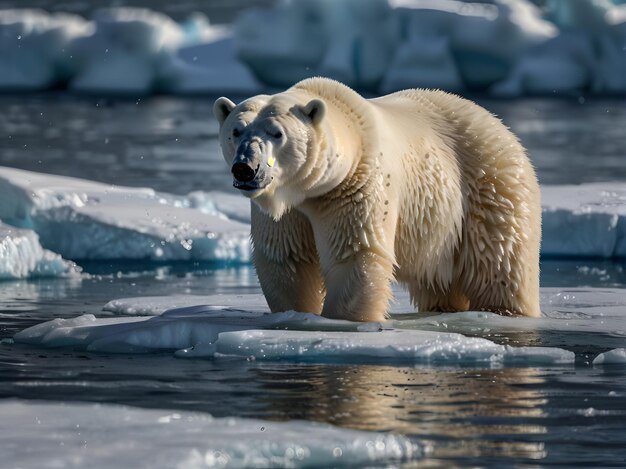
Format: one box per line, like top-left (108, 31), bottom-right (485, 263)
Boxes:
top-left (233, 178), bottom-right (270, 192)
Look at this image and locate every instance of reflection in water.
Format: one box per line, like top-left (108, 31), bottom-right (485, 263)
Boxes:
top-left (1, 263), bottom-right (625, 467)
top-left (253, 364), bottom-right (548, 462)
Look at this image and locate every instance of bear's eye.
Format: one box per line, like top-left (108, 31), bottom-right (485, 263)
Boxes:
top-left (232, 128), bottom-right (240, 138)
top-left (273, 131), bottom-right (283, 139)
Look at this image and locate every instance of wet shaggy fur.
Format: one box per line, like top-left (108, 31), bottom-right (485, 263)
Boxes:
top-left (215, 77), bottom-right (541, 322)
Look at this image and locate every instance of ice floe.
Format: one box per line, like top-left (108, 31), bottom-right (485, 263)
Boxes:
top-left (2, 167), bottom-right (626, 270)
top-left (0, 223), bottom-right (78, 280)
top-left (14, 290), bottom-right (579, 366)
top-left (0, 166), bottom-right (250, 262)
top-left (542, 183), bottom-right (626, 258)
top-left (0, 400), bottom-right (421, 468)
top-left (16, 285), bottom-right (626, 365)
top-left (1, 2), bottom-right (625, 96)
top-left (593, 348), bottom-right (626, 365)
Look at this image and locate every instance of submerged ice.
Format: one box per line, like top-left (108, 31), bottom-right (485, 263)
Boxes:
top-left (0, 400), bottom-right (421, 468)
top-left (15, 288), bottom-right (595, 366)
top-left (16, 285), bottom-right (626, 365)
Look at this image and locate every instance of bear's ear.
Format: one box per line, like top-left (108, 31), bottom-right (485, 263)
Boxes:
top-left (301, 99), bottom-right (325, 126)
top-left (213, 97), bottom-right (236, 126)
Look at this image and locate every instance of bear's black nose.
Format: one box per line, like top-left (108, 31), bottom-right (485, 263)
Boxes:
top-left (232, 162), bottom-right (257, 183)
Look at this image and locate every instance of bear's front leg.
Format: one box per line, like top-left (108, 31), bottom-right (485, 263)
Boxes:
top-left (321, 250), bottom-right (394, 322)
top-left (251, 204), bottom-right (325, 314)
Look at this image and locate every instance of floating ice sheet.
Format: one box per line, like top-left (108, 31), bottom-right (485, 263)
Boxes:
top-left (593, 348), bottom-right (626, 366)
top-left (0, 166), bottom-right (250, 262)
top-left (0, 223), bottom-right (78, 280)
top-left (0, 400), bottom-right (421, 468)
top-left (542, 183), bottom-right (626, 258)
top-left (3, 167), bottom-right (626, 265)
top-left (15, 289), bottom-right (579, 366)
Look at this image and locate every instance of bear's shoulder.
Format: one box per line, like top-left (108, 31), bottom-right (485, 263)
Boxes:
top-left (290, 77), bottom-right (370, 119)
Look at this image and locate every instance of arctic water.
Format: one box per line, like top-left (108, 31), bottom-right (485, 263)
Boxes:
top-left (1, 93), bottom-right (626, 468)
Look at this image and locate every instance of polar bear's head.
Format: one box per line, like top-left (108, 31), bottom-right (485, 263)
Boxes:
top-left (214, 93), bottom-right (327, 219)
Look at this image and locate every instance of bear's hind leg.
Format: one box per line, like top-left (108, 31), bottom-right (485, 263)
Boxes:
top-left (407, 283), bottom-right (469, 313)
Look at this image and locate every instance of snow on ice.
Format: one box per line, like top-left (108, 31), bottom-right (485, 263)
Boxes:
top-left (542, 183), bottom-right (626, 258)
top-left (15, 289), bottom-right (583, 366)
top-left (0, 400), bottom-right (421, 468)
top-left (2, 167), bottom-right (626, 268)
top-left (1, 1), bottom-right (625, 95)
top-left (0, 166), bottom-right (250, 262)
top-left (16, 286), bottom-right (626, 365)
top-left (0, 223), bottom-right (78, 279)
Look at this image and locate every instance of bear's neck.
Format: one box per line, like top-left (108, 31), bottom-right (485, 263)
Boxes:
top-left (291, 86), bottom-right (377, 201)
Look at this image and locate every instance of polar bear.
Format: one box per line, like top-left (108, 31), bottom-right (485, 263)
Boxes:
top-left (214, 77), bottom-right (541, 322)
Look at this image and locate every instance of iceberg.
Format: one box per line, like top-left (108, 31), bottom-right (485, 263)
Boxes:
top-left (2, 2), bottom-right (626, 96)
top-left (68, 8), bottom-right (184, 94)
top-left (166, 27), bottom-right (262, 95)
top-left (0, 223), bottom-right (78, 280)
top-left (0, 400), bottom-right (421, 468)
top-left (0, 166), bottom-right (251, 262)
top-left (389, 0), bottom-right (556, 90)
top-left (0, 9), bottom-right (92, 90)
top-left (494, 0), bottom-right (626, 96)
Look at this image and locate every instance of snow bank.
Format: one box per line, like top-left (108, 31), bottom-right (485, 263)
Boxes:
top-left (2, 2), bottom-right (625, 96)
top-left (0, 400), bottom-right (421, 468)
top-left (14, 295), bottom-right (575, 365)
top-left (0, 223), bottom-right (78, 280)
top-left (0, 166), bottom-right (251, 262)
top-left (542, 183), bottom-right (626, 258)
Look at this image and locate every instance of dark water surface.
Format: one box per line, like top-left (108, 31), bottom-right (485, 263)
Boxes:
top-left (1, 93), bottom-right (626, 468)
top-left (2, 94), bottom-right (626, 197)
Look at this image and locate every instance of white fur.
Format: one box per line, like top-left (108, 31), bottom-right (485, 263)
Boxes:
top-left (215, 78), bottom-right (541, 322)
